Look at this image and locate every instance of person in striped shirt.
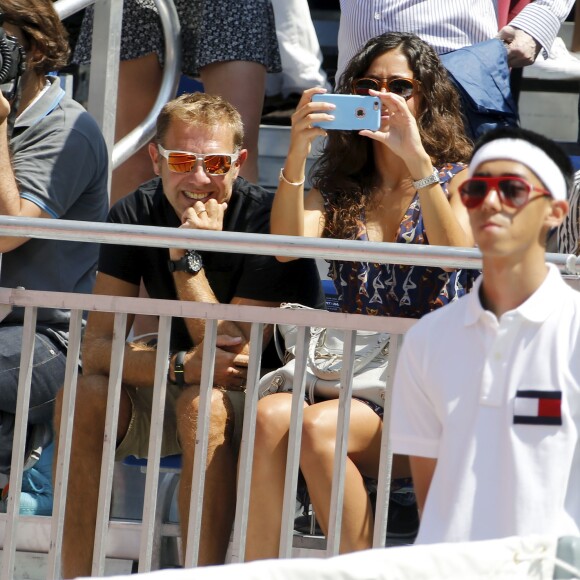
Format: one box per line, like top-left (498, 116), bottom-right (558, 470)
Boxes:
top-left (336, 0), bottom-right (574, 83)
top-left (558, 169), bottom-right (580, 255)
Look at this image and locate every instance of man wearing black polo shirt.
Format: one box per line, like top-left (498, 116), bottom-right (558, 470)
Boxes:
top-left (57, 92), bottom-right (323, 577)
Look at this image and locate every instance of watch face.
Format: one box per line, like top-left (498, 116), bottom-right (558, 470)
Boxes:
top-left (185, 251), bottom-right (203, 273)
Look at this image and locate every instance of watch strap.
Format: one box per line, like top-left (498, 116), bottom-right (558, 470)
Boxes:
top-left (173, 351), bottom-right (187, 387)
top-left (168, 250), bottom-right (203, 275)
top-left (168, 255), bottom-right (187, 273)
top-left (413, 167), bottom-right (440, 190)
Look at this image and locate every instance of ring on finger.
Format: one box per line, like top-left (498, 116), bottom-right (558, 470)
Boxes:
top-left (196, 209), bottom-right (207, 216)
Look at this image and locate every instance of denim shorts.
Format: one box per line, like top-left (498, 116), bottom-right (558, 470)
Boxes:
top-left (0, 324), bottom-right (67, 423)
top-left (0, 324), bottom-right (68, 473)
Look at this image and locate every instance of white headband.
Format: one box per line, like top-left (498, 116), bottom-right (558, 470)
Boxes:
top-left (468, 139), bottom-right (567, 201)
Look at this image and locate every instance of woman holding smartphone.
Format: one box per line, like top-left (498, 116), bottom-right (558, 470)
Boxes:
top-left (246, 31), bottom-right (477, 558)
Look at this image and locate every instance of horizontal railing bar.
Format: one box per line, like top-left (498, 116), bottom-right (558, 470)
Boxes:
top-left (0, 287), bottom-right (415, 334)
top-left (0, 216), bottom-right (576, 272)
top-left (0, 216), bottom-right (480, 269)
top-left (0, 515), bottom-right (180, 557)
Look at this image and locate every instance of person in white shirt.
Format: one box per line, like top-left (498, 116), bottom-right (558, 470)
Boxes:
top-left (267, 0), bottom-right (330, 99)
top-left (391, 126), bottom-right (580, 544)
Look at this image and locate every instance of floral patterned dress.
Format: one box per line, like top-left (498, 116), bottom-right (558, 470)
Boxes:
top-left (322, 163), bottom-right (479, 319)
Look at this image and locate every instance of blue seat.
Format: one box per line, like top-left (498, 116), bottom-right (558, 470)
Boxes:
top-left (124, 454), bottom-right (182, 471)
top-left (118, 454), bottom-right (182, 568)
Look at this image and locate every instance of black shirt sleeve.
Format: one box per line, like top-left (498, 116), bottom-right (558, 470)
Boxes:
top-left (98, 193), bottom-right (145, 286)
top-left (215, 180), bottom-right (325, 308)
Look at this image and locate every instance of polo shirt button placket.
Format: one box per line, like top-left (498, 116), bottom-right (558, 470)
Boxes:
top-left (481, 314), bottom-right (519, 407)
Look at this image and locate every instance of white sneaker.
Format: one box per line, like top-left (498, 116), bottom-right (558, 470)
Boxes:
top-left (524, 37), bottom-right (580, 80)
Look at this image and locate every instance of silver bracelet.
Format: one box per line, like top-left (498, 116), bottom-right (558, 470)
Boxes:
top-left (412, 167), bottom-right (440, 190)
top-left (279, 167), bottom-right (305, 186)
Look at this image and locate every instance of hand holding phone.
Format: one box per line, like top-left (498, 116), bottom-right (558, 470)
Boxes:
top-left (311, 94), bottom-right (381, 131)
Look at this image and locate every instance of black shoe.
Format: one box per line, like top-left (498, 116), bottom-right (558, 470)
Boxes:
top-left (294, 513), bottom-right (323, 536)
top-left (386, 490), bottom-right (419, 540)
top-left (294, 490), bottom-right (419, 540)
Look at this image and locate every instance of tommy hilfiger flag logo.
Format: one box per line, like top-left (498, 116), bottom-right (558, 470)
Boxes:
top-left (513, 390), bottom-right (562, 426)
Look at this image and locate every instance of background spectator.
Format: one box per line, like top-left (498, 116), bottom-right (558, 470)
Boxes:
top-left (336, 0), bottom-right (574, 139)
top-left (558, 169), bottom-right (580, 254)
top-left (264, 0), bottom-right (331, 122)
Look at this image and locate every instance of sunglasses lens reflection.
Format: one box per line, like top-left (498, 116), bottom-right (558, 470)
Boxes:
top-left (353, 78), bottom-right (415, 99)
top-left (460, 178), bottom-right (533, 208)
top-left (353, 79), bottom-right (379, 95)
top-left (167, 153), bottom-right (196, 173)
top-left (204, 155), bottom-right (232, 175)
top-left (498, 179), bottom-right (530, 207)
top-left (166, 152), bottom-right (233, 175)
top-left (388, 78), bottom-right (415, 99)
top-left (460, 180), bottom-right (488, 208)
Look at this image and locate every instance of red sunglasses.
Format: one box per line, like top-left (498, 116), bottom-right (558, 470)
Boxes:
top-left (458, 176), bottom-right (552, 209)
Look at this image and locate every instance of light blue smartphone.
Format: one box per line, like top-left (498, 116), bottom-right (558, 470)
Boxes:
top-left (311, 94), bottom-right (381, 131)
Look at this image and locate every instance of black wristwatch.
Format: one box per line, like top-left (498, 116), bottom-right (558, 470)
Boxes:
top-left (171, 350), bottom-right (186, 387)
top-left (168, 250), bottom-right (203, 275)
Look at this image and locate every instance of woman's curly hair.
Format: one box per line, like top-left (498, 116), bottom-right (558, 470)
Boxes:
top-left (311, 32), bottom-right (472, 240)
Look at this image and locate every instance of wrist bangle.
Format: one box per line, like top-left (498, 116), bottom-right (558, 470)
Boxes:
top-left (279, 168), bottom-right (305, 187)
top-left (412, 167), bottom-right (440, 190)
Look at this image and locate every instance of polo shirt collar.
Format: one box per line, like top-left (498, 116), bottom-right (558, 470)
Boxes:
top-left (14, 75), bottom-right (65, 130)
top-left (464, 263), bottom-right (562, 326)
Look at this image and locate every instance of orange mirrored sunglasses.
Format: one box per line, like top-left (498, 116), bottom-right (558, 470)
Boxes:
top-left (158, 145), bottom-right (239, 175)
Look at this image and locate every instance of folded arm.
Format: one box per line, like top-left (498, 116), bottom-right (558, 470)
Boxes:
top-left (82, 272), bottom-right (158, 388)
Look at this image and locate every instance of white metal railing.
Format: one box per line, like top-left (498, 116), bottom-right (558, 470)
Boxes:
top-left (0, 285), bottom-right (412, 579)
top-left (0, 221), bottom-right (578, 580)
top-left (0, 215), bottom-right (579, 273)
top-left (4, 2), bottom-right (578, 577)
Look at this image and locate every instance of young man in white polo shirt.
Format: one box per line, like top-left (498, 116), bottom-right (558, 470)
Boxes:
top-left (391, 126), bottom-right (580, 544)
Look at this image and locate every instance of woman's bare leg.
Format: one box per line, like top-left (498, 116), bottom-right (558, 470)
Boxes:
top-left (200, 60), bottom-right (266, 183)
top-left (111, 53), bottom-right (163, 205)
top-left (300, 399), bottom-right (382, 554)
top-left (245, 393), bottom-right (298, 560)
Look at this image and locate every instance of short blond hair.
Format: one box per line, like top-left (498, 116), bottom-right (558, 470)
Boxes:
top-left (155, 92), bottom-right (244, 151)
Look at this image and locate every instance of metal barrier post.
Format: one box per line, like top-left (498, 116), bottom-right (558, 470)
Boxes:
top-left (0, 307), bottom-right (37, 580)
top-left (87, 0), bottom-right (123, 187)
